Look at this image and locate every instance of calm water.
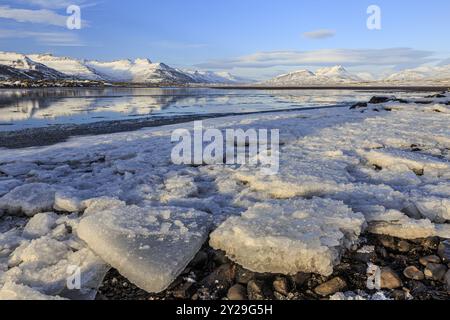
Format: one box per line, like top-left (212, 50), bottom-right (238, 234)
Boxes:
top-left (0, 87), bottom-right (433, 131)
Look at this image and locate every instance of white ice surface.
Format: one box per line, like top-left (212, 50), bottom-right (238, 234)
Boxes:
top-left (78, 203), bottom-right (212, 293)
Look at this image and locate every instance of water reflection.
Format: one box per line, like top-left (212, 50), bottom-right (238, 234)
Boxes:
top-left (0, 87), bottom-right (429, 131)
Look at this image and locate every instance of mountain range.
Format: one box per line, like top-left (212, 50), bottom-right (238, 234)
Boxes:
top-left (0, 52), bottom-right (244, 84)
top-left (1, 51), bottom-right (450, 86)
top-left (262, 65), bottom-right (450, 86)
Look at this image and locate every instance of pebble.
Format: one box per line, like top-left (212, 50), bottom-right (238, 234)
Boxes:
top-left (419, 255), bottom-right (441, 266)
top-left (247, 280), bottom-right (266, 300)
top-left (190, 250), bottom-right (208, 268)
top-left (424, 263), bottom-right (447, 281)
top-left (314, 277), bottom-right (347, 297)
top-left (444, 270), bottom-right (450, 292)
top-left (227, 284), bottom-right (247, 300)
top-left (403, 266), bottom-right (425, 281)
top-left (273, 277), bottom-right (290, 296)
top-left (292, 272), bottom-right (310, 288)
top-left (380, 267), bottom-right (403, 289)
top-left (173, 282), bottom-right (195, 299)
top-left (438, 241), bottom-right (450, 263)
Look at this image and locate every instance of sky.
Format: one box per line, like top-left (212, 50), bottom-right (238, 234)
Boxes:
top-left (0, 0), bottom-right (449, 80)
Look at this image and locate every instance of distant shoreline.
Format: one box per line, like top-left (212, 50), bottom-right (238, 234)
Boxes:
top-left (209, 85), bottom-right (450, 91)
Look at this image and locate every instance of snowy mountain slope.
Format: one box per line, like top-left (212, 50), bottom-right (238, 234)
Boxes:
top-left (0, 52), bottom-right (66, 80)
top-left (86, 59), bottom-right (195, 83)
top-left (28, 54), bottom-right (103, 81)
top-left (263, 66), bottom-right (363, 86)
top-left (183, 70), bottom-right (247, 84)
top-left (385, 65), bottom-right (450, 83)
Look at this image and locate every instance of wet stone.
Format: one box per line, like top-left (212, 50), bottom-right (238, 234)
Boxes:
top-left (314, 277), bottom-right (347, 297)
top-left (273, 277), bottom-right (290, 296)
top-left (235, 266), bottom-right (255, 285)
top-left (419, 255), bottom-right (441, 266)
top-left (438, 241), bottom-right (450, 263)
top-left (227, 284), bottom-right (247, 301)
top-left (380, 267), bottom-right (403, 289)
top-left (403, 266), bottom-right (425, 281)
top-left (424, 263), bottom-right (447, 281)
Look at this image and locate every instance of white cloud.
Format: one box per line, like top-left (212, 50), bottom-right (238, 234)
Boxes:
top-left (17, 0), bottom-right (86, 9)
top-left (303, 29), bottom-right (336, 39)
top-left (0, 5), bottom-right (67, 26)
top-left (0, 29), bottom-right (84, 46)
top-left (197, 48), bottom-right (436, 70)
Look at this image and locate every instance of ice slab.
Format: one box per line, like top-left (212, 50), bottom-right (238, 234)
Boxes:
top-left (22, 212), bottom-right (58, 239)
top-left (0, 282), bottom-right (67, 300)
top-left (210, 198), bottom-right (366, 276)
top-left (0, 183), bottom-right (55, 217)
top-left (78, 204), bottom-right (212, 293)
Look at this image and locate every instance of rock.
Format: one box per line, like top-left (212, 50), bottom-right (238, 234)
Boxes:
top-left (397, 240), bottom-right (411, 253)
top-left (247, 280), bottom-right (266, 300)
top-left (377, 235), bottom-right (397, 251)
top-left (380, 267), bottom-right (402, 289)
top-left (227, 284), bottom-right (247, 300)
top-left (438, 240), bottom-right (450, 263)
top-left (172, 282), bottom-right (196, 299)
top-left (201, 264), bottom-right (236, 291)
top-left (424, 263), bottom-right (447, 281)
top-left (419, 255), bottom-right (441, 266)
top-left (354, 245), bottom-right (376, 263)
top-left (418, 237), bottom-right (440, 250)
top-left (444, 270), bottom-right (450, 292)
top-left (235, 266), bottom-right (255, 285)
top-left (190, 251), bottom-right (208, 268)
top-left (409, 280), bottom-right (427, 296)
top-left (212, 250), bottom-right (230, 266)
top-left (403, 266), bottom-right (425, 281)
top-left (314, 277), bottom-right (347, 297)
top-left (292, 272), bottom-right (310, 288)
top-left (273, 277), bottom-right (290, 296)
top-left (350, 102), bottom-right (368, 110)
top-left (391, 289), bottom-right (407, 300)
top-left (369, 96), bottom-right (392, 104)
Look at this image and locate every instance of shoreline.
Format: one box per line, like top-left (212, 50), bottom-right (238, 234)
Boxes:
top-left (0, 104), bottom-right (345, 149)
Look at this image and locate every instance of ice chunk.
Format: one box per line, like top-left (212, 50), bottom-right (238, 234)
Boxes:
top-left (210, 198), bottom-right (366, 276)
top-left (0, 282), bottom-right (67, 300)
top-left (0, 162), bottom-right (39, 177)
top-left (78, 204), bottom-right (211, 293)
top-left (0, 183), bottom-right (55, 217)
top-left (54, 190), bottom-right (86, 213)
top-left (81, 197), bottom-right (126, 216)
top-left (0, 179), bottom-right (21, 197)
top-left (22, 212), bottom-right (58, 239)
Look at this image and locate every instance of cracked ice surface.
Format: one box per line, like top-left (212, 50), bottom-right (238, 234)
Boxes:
top-left (0, 95), bottom-right (449, 298)
top-left (210, 198), bottom-right (366, 276)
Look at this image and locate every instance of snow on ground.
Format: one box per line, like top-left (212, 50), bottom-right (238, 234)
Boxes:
top-left (0, 93), bottom-right (449, 299)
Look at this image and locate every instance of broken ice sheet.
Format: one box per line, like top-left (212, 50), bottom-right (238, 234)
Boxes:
top-left (78, 204), bottom-right (212, 293)
top-left (210, 198), bottom-right (366, 276)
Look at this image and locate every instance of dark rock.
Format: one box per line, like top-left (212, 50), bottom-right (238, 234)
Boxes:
top-left (419, 255), bottom-right (441, 266)
top-left (380, 267), bottom-right (403, 289)
top-left (273, 277), bottom-right (290, 296)
top-left (444, 270), bottom-right (450, 292)
top-left (350, 102), bottom-right (368, 109)
top-left (235, 266), bottom-right (255, 285)
top-left (313, 277), bottom-right (347, 297)
top-left (424, 263), bottom-right (447, 281)
top-left (377, 235), bottom-right (397, 251)
top-left (417, 237), bottom-right (440, 250)
top-left (425, 93), bottom-right (446, 98)
top-left (391, 289), bottom-right (407, 300)
top-left (292, 272), bottom-right (310, 288)
top-left (212, 250), bottom-right (231, 265)
top-left (190, 250), bottom-right (208, 268)
top-left (403, 266), bottom-right (425, 281)
top-left (409, 280), bottom-right (427, 296)
top-left (227, 284), bottom-right (247, 300)
top-left (438, 240), bottom-right (450, 263)
top-left (200, 263), bottom-right (236, 295)
top-left (369, 96), bottom-right (392, 104)
top-left (397, 240), bottom-right (411, 253)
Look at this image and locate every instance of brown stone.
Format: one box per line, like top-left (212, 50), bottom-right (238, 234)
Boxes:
top-left (403, 266), bottom-right (424, 281)
top-left (273, 277), bottom-right (290, 296)
top-left (314, 277), bottom-right (347, 297)
top-left (380, 267), bottom-right (402, 289)
top-left (227, 284), bottom-right (247, 300)
top-left (424, 263), bottom-right (447, 281)
top-left (419, 255), bottom-right (441, 266)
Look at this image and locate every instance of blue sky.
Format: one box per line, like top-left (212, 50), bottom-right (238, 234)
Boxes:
top-left (1, 0), bottom-right (449, 79)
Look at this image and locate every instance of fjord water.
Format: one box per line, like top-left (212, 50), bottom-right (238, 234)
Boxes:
top-left (0, 87), bottom-right (427, 131)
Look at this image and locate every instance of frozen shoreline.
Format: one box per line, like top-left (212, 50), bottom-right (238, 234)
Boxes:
top-left (0, 92), bottom-right (449, 300)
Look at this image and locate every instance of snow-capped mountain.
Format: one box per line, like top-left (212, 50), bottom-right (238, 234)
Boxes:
top-left (384, 65), bottom-right (450, 84)
top-left (263, 66), bottom-right (363, 86)
top-left (0, 52), bottom-right (66, 80)
top-left (184, 70), bottom-right (248, 84)
top-left (0, 52), bottom-right (243, 84)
